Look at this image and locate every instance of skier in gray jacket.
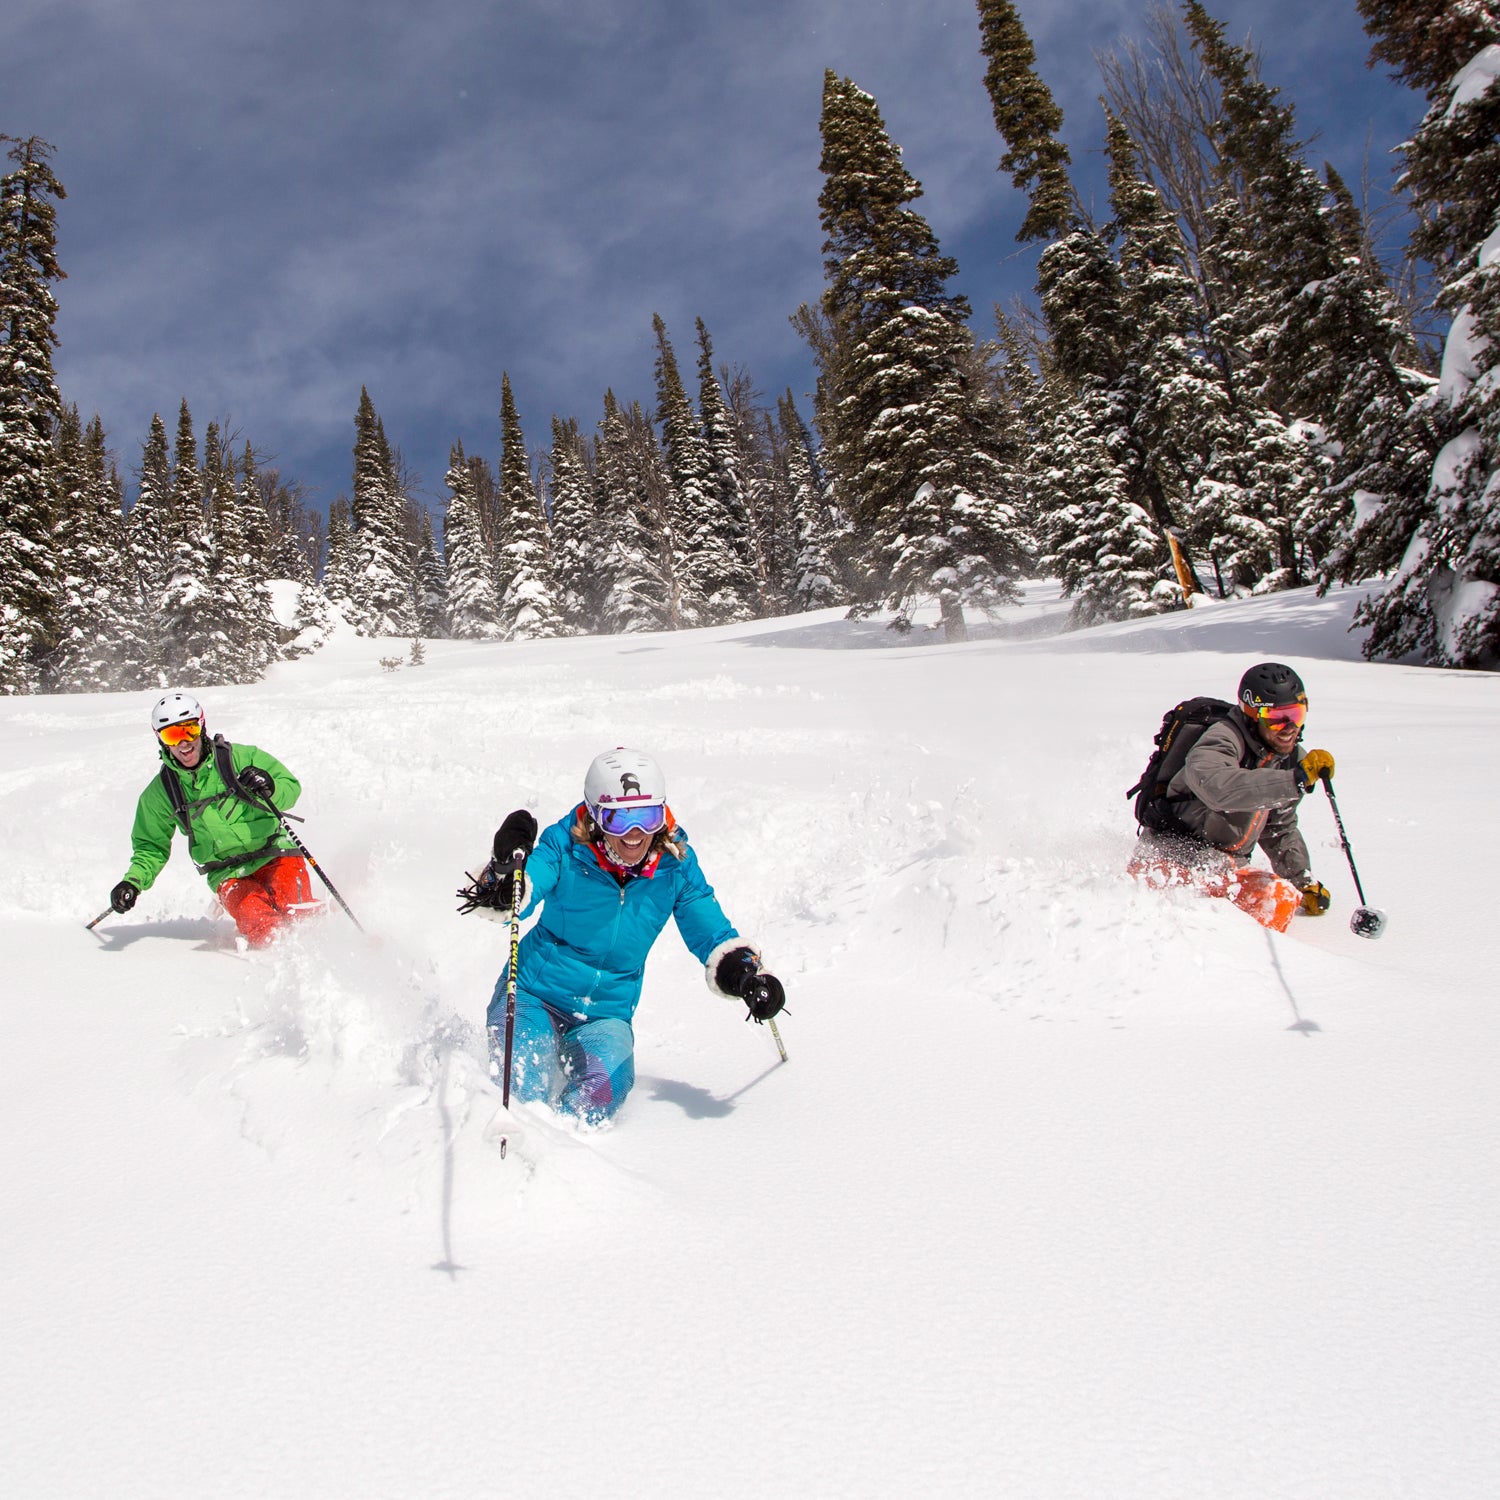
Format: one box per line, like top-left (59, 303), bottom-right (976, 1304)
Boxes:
top-left (1130, 662), bottom-right (1335, 930)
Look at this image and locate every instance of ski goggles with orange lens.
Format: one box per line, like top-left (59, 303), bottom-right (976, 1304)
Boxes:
top-left (1250, 702), bottom-right (1307, 728)
top-left (157, 720), bottom-right (204, 746)
top-left (594, 802), bottom-right (667, 835)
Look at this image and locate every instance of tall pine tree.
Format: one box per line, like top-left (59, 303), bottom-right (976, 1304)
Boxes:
top-left (596, 390), bottom-right (673, 633)
top-left (649, 315), bottom-right (711, 626)
top-left (0, 135), bottom-right (65, 692)
top-left (975, 0), bottom-right (1074, 242)
top-left (443, 438), bottom-right (501, 639)
top-left (348, 387), bottom-right (416, 636)
top-left (547, 415), bottom-right (605, 634)
top-left (1348, 0), bottom-right (1500, 664)
top-left (495, 374), bottom-right (563, 641)
top-left (695, 318), bottom-right (761, 620)
top-left (813, 72), bottom-right (1025, 633)
top-left (777, 392), bottom-right (841, 611)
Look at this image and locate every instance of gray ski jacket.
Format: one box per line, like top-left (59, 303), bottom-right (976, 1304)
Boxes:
top-left (1166, 716), bottom-right (1312, 883)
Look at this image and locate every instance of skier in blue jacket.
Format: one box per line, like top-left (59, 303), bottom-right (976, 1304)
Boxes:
top-left (459, 748), bottom-right (785, 1126)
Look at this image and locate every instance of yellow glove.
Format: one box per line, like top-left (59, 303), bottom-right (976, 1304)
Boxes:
top-left (1298, 748), bottom-right (1335, 791)
top-left (1301, 881), bottom-right (1331, 915)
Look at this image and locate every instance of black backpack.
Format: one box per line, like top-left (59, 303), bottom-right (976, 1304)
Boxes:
top-left (1126, 697), bottom-right (1238, 835)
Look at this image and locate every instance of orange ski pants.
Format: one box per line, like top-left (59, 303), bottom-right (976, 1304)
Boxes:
top-left (1128, 850), bottom-right (1302, 933)
top-left (218, 855), bottom-right (316, 946)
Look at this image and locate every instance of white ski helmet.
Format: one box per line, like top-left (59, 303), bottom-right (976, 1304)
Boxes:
top-left (585, 747), bottom-right (666, 819)
top-left (150, 691), bottom-right (204, 735)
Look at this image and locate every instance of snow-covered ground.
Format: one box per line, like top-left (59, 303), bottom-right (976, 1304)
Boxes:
top-left (3, 584), bottom-right (1496, 1499)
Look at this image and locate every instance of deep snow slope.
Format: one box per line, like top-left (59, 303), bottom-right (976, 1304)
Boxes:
top-left (2, 585), bottom-right (1496, 1500)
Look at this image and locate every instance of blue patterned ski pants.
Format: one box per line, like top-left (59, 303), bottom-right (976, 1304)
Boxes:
top-left (487, 977), bottom-right (635, 1125)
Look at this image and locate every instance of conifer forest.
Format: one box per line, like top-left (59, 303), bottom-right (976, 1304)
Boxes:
top-left (2, 0), bottom-right (1497, 693)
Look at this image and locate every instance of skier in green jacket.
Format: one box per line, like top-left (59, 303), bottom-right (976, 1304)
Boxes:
top-left (107, 692), bottom-right (313, 946)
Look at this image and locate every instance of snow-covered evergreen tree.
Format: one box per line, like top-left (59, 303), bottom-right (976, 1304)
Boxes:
top-left (168, 399), bottom-right (201, 547)
top-left (261, 472), bottom-right (317, 586)
top-left (51, 407), bottom-right (145, 690)
top-left (1346, 1), bottom-right (1500, 665)
top-left (547, 415), bottom-right (605, 634)
top-left (1185, 2), bottom-right (1430, 574)
top-left (495, 374), bottom-right (563, 641)
top-left (975, 3), bottom-right (1169, 620)
top-left (413, 510), bottom-right (447, 638)
top-left (649, 315), bottom-right (712, 627)
top-left (1034, 225), bottom-right (1165, 618)
top-left (1103, 110), bottom-right (1227, 607)
top-left (1039, 390), bottom-right (1170, 624)
top-left (596, 390), bottom-right (673, 633)
top-left (723, 371), bottom-right (784, 606)
top-left (975, 0), bottom-right (1075, 243)
top-left (813, 72), bottom-right (1025, 630)
top-left (321, 496), bottom-right (359, 625)
top-left (443, 439), bottom-right (501, 640)
top-left (156, 401), bottom-right (221, 681)
top-left (776, 392), bottom-right (841, 611)
top-left (348, 387), bottom-right (416, 636)
top-left (235, 443), bottom-right (275, 586)
top-left (0, 135), bottom-right (65, 692)
top-left (694, 319), bottom-right (761, 619)
top-left (203, 430), bottom-right (276, 680)
top-left (126, 413), bottom-right (173, 618)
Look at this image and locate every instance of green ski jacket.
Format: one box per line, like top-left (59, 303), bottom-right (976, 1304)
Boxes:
top-left (123, 740), bottom-right (302, 893)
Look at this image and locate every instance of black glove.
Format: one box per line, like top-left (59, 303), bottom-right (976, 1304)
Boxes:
top-left (110, 880), bottom-right (139, 913)
top-left (740, 970), bottom-right (786, 1023)
top-left (493, 809), bottom-right (539, 866)
top-left (714, 945), bottom-right (761, 996)
top-left (714, 946), bottom-right (787, 1023)
top-left (239, 766), bottom-right (275, 799)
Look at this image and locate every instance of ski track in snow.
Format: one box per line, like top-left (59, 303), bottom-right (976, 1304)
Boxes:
top-left (2, 583), bottom-right (1498, 1499)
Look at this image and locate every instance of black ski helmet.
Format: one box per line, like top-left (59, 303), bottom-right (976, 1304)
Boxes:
top-left (1238, 662), bottom-right (1306, 713)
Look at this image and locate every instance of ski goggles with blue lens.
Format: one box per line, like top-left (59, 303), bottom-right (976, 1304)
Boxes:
top-left (593, 801), bottom-right (667, 835)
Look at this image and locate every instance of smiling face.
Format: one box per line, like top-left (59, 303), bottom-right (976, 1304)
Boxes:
top-left (1245, 699), bottom-right (1306, 756)
top-left (167, 735), bottom-right (204, 769)
top-left (601, 825), bottom-right (653, 866)
top-left (1258, 714), bottom-right (1302, 755)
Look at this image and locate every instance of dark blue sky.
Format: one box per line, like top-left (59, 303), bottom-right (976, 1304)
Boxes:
top-left (8, 0), bottom-right (1423, 517)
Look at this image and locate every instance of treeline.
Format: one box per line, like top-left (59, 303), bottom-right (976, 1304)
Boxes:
top-left (322, 348), bottom-right (845, 648)
top-left (2, 0), bottom-right (1496, 694)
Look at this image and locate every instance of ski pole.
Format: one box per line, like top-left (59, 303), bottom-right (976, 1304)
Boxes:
top-left (741, 970), bottom-right (789, 1062)
top-left (247, 791), bottom-right (364, 934)
top-left (1322, 773), bottom-right (1387, 939)
top-left (85, 906), bottom-right (114, 932)
top-left (495, 845), bottom-right (527, 1160)
top-left (767, 1015), bottom-right (788, 1063)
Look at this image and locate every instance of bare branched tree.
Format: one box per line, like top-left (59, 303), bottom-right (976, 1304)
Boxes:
top-left (1096, 3), bottom-right (1226, 268)
top-left (1099, 3), bottom-right (1434, 363)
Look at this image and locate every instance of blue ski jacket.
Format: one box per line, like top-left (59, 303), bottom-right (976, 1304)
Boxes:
top-left (510, 810), bottom-right (739, 1024)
